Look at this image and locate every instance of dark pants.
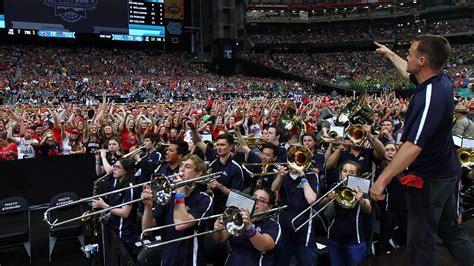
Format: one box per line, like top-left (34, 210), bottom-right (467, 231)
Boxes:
top-left (137, 246), bottom-right (161, 266)
top-left (379, 209), bottom-right (407, 253)
top-left (274, 241), bottom-right (317, 266)
top-left (327, 239), bottom-right (366, 266)
top-left (406, 174), bottom-right (474, 266)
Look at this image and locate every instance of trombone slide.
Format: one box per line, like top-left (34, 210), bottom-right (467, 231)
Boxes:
top-left (291, 178), bottom-right (348, 232)
top-left (142, 205), bottom-right (287, 249)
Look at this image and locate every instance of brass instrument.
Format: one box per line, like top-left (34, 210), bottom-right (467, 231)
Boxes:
top-left (43, 172), bottom-right (221, 228)
top-left (286, 144), bottom-right (313, 171)
top-left (241, 163), bottom-right (287, 189)
top-left (458, 148), bottom-right (474, 167)
top-left (346, 124), bottom-right (369, 147)
top-left (371, 124), bottom-right (383, 136)
top-left (141, 205), bottom-right (287, 249)
top-left (291, 177), bottom-right (358, 232)
top-left (336, 93), bottom-right (374, 127)
top-left (205, 158), bottom-right (219, 198)
top-left (243, 137), bottom-right (266, 148)
top-left (320, 136), bottom-right (354, 148)
top-left (83, 173), bottom-right (110, 238)
top-left (328, 130), bottom-right (339, 138)
top-left (279, 101), bottom-right (306, 135)
top-left (242, 145), bottom-right (312, 188)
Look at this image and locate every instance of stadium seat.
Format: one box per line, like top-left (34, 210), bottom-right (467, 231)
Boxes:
top-left (47, 192), bottom-right (85, 262)
top-left (0, 196), bottom-right (32, 263)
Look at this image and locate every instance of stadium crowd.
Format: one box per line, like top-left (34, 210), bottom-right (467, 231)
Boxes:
top-left (247, 43), bottom-right (474, 90)
top-left (0, 45), bottom-right (306, 106)
top-left (249, 17), bottom-right (474, 44)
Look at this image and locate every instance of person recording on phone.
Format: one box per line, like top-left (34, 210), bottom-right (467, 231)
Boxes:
top-left (371, 36), bottom-right (474, 266)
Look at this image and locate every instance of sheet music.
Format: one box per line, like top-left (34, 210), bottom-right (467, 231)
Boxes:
top-left (316, 243), bottom-right (327, 250)
top-left (226, 191), bottom-right (256, 214)
top-left (331, 126), bottom-right (345, 137)
top-left (453, 135), bottom-right (463, 147)
top-left (462, 137), bottom-right (474, 148)
top-left (347, 175), bottom-right (371, 194)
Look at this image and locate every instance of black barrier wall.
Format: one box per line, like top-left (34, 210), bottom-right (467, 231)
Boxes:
top-left (0, 154), bottom-right (97, 205)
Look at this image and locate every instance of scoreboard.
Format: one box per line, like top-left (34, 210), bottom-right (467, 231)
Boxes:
top-left (0, 0), bottom-right (168, 43)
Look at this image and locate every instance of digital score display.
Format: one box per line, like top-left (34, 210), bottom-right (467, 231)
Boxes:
top-left (2, 0), bottom-right (165, 42)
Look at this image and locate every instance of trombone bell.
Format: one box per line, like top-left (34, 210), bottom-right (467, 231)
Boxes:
top-left (335, 187), bottom-right (358, 209)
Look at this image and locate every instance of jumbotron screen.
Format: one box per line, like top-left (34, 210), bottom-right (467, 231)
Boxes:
top-left (1, 0), bottom-right (165, 42)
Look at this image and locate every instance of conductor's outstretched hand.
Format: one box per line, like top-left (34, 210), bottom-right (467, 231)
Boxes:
top-left (374, 42), bottom-right (393, 57)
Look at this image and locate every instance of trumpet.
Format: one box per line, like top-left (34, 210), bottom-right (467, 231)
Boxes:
top-left (43, 171), bottom-right (222, 228)
top-left (141, 205), bottom-right (287, 249)
top-left (458, 148), bottom-right (474, 167)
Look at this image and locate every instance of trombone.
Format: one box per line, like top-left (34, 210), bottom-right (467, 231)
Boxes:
top-left (291, 177), bottom-right (357, 232)
top-left (242, 144), bottom-right (313, 175)
top-left (43, 171), bottom-right (222, 229)
top-left (123, 145), bottom-right (148, 163)
top-left (141, 205), bottom-right (287, 249)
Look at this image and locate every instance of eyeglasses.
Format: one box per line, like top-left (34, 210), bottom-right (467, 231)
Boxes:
top-left (253, 196), bottom-right (270, 206)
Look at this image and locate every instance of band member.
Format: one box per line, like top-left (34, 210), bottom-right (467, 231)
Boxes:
top-left (302, 132), bottom-right (326, 177)
top-left (95, 137), bottom-right (122, 176)
top-left (372, 36), bottom-right (474, 266)
top-left (191, 129), bottom-right (245, 266)
top-left (156, 140), bottom-right (189, 177)
top-left (272, 164), bottom-right (318, 266)
top-left (325, 160), bottom-right (371, 266)
top-left (375, 142), bottom-right (407, 254)
top-left (213, 188), bottom-right (281, 266)
top-left (326, 125), bottom-right (385, 176)
top-left (135, 132), bottom-right (162, 184)
top-left (140, 154), bottom-right (213, 266)
top-left (267, 125), bottom-right (288, 163)
top-left (92, 158), bottom-right (139, 250)
top-left (191, 131), bottom-right (245, 213)
top-left (378, 120), bottom-right (397, 146)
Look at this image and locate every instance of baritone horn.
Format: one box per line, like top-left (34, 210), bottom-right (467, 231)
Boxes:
top-left (141, 205), bottom-right (287, 249)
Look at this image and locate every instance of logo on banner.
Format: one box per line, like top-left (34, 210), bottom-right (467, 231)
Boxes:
top-left (45, 0), bottom-right (98, 22)
top-left (167, 22), bottom-right (182, 35)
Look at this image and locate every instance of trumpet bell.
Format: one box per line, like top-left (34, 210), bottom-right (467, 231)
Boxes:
top-left (335, 187), bottom-right (358, 209)
top-left (457, 148), bottom-right (474, 167)
top-left (223, 206), bottom-right (245, 236)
